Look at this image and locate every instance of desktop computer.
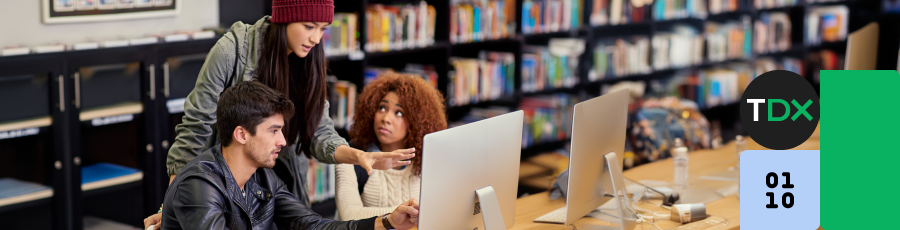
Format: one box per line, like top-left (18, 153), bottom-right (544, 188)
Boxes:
top-left (418, 111), bottom-right (524, 230)
top-left (534, 90), bottom-right (637, 229)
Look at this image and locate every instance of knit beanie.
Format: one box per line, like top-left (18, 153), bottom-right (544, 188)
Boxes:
top-left (271, 0), bottom-right (334, 24)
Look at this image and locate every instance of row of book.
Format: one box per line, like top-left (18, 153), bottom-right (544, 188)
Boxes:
top-left (755, 57), bottom-right (804, 76)
top-left (667, 66), bottom-right (751, 109)
top-left (364, 65), bottom-right (439, 88)
top-left (652, 0), bottom-right (708, 20)
top-left (588, 0), bottom-right (651, 26)
top-left (520, 94), bottom-right (580, 148)
top-left (326, 76), bottom-right (357, 130)
top-left (521, 39), bottom-right (584, 93)
top-left (450, 0), bottom-right (517, 44)
top-left (705, 17), bottom-right (752, 62)
top-left (667, 58), bottom-right (803, 109)
top-left (708, 0), bottom-right (743, 15)
top-left (754, 0), bottom-right (799, 9)
top-left (521, 0), bottom-right (584, 34)
top-left (324, 13), bottom-right (360, 57)
top-left (806, 5), bottom-right (849, 45)
top-left (447, 51), bottom-right (516, 107)
top-left (807, 49), bottom-right (842, 83)
top-left (652, 25), bottom-right (704, 70)
top-left (307, 159), bottom-right (336, 203)
top-left (754, 12), bottom-right (792, 54)
top-left (0, 30), bottom-right (215, 56)
top-left (364, 2), bottom-right (437, 53)
top-left (591, 36), bottom-right (653, 81)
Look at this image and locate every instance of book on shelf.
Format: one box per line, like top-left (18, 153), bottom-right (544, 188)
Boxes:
top-left (307, 158), bottom-right (335, 203)
top-left (519, 94), bottom-right (579, 148)
top-left (754, 12), bottom-right (792, 54)
top-left (326, 76), bottom-right (357, 130)
top-left (81, 163), bottom-right (142, 191)
top-left (708, 0), bottom-right (742, 15)
top-left (447, 51), bottom-right (516, 106)
top-left (521, 0), bottom-right (583, 34)
top-left (652, 0), bottom-right (708, 21)
top-left (521, 39), bottom-right (584, 93)
top-left (667, 63), bottom-right (755, 109)
top-left (364, 65), bottom-right (439, 88)
top-left (649, 25), bottom-right (704, 72)
top-left (806, 5), bottom-right (849, 46)
top-left (590, 0), bottom-right (651, 26)
top-left (705, 16), bottom-right (752, 62)
top-left (451, 0), bottom-right (517, 44)
top-left (592, 36), bottom-right (653, 81)
top-left (808, 49), bottom-right (842, 83)
top-left (365, 2), bottom-right (436, 52)
top-left (754, 0), bottom-right (799, 9)
top-left (754, 57), bottom-right (803, 78)
top-left (0, 178), bottom-right (52, 207)
top-left (325, 13), bottom-right (360, 57)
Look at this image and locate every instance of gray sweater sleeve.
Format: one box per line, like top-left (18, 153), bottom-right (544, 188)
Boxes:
top-left (166, 35), bottom-right (237, 176)
top-left (310, 100), bottom-right (349, 164)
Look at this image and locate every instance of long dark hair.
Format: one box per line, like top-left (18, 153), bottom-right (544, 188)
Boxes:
top-left (256, 22), bottom-right (328, 158)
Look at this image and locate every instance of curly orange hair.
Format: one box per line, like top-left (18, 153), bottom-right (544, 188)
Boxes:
top-left (349, 72), bottom-right (447, 176)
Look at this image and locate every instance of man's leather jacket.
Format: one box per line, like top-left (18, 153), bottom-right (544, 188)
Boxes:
top-left (161, 145), bottom-right (377, 229)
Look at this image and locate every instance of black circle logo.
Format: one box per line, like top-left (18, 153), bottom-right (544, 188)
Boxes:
top-left (739, 70), bottom-right (819, 150)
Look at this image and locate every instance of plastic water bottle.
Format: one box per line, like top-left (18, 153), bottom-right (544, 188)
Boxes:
top-left (735, 135), bottom-right (746, 199)
top-left (672, 138), bottom-right (689, 190)
top-left (734, 135), bottom-right (746, 169)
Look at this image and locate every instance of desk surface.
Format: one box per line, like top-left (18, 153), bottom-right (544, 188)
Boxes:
top-left (509, 128), bottom-right (821, 230)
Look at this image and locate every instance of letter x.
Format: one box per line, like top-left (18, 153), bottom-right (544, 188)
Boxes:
top-left (791, 99), bottom-right (813, 121)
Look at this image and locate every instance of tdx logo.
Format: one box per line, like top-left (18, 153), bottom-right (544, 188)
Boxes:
top-left (745, 99), bottom-right (814, 121)
top-left (740, 70), bottom-right (819, 150)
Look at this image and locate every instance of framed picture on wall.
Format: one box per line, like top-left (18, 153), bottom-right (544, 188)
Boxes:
top-left (54, 0), bottom-right (75, 12)
top-left (42, 0), bottom-right (178, 24)
top-left (117, 0), bottom-right (134, 9)
top-left (97, 0), bottom-right (117, 10)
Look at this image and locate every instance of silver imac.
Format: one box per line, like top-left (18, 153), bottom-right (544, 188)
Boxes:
top-left (418, 111), bottom-right (524, 230)
top-left (534, 89), bottom-right (635, 228)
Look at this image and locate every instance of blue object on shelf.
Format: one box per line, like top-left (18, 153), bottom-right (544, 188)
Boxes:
top-left (0, 178), bottom-right (50, 199)
top-left (81, 163), bottom-right (140, 184)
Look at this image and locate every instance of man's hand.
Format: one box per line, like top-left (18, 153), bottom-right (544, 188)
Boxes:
top-left (358, 148), bottom-right (415, 175)
top-left (143, 213), bottom-right (161, 230)
top-left (388, 198), bottom-right (419, 230)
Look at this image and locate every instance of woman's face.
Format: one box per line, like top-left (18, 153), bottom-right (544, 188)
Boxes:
top-left (285, 22), bottom-right (329, 58)
top-left (374, 92), bottom-right (409, 151)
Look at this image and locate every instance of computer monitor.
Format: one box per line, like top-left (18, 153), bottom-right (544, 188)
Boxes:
top-left (418, 111), bottom-right (524, 230)
top-left (564, 89), bottom-right (634, 227)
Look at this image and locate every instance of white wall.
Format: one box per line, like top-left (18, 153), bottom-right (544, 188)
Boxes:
top-left (0, 0), bottom-right (219, 48)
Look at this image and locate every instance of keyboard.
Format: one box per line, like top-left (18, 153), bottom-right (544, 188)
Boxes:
top-left (533, 206), bottom-right (567, 224)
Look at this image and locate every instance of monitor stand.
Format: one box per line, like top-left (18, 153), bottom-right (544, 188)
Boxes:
top-left (474, 185), bottom-right (507, 230)
top-left (580, 152), bottom-right (639, 230)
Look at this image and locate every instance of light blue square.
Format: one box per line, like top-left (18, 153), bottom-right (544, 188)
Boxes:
top-left (740, 150), bottom-right (819, 229)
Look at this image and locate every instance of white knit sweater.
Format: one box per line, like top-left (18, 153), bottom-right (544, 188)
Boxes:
top-left (335, 162), bottom-right (420, 220)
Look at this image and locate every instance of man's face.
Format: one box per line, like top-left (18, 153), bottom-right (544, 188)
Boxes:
top-left (245, 114), bottom-right (287, 169)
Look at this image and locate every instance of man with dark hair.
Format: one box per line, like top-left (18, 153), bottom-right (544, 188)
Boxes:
top-left (160, 81), bottom-right (419, 230)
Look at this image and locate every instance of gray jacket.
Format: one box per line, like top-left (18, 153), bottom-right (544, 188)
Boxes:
top-left (166, 16), bottom-right (349, 205)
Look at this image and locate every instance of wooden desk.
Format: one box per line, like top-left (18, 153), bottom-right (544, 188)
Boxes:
top-left (510, 132), bottom-right (821, 230)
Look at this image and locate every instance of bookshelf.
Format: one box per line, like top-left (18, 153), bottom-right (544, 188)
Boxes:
top-left (0, 0), bottom-right (895, 228)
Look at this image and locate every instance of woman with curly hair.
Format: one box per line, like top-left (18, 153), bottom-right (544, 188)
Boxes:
top-left (335, 72), bottom-right (448, 220)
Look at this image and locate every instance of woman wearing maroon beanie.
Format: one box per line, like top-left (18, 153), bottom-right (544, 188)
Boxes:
top-left (143, 1), bottom-right (417, 229)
